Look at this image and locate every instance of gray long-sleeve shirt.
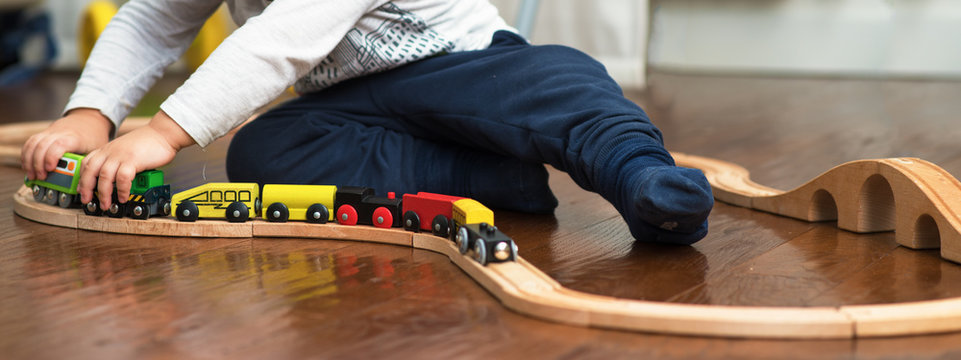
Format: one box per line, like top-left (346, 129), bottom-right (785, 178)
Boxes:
top-left (66, 0), bottom-right (513, 147)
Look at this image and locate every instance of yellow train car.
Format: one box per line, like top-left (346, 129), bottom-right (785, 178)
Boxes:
top-left (450, 197), bottom-right (493, 231)
top-left (171, 182), bottom-right (261, 222)
top-left (262, 184), bottom-right (337, 223)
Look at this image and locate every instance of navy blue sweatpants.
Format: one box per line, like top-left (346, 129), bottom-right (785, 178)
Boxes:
top-left (227, 31), bottom-right (713, 244)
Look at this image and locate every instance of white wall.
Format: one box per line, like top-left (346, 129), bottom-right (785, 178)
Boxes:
top-left (44, 0), bottom-right (92, 69)
top-left (491, 0), bottom-right (650, 88)
top-left (648, 0), bottom-right (961, 79)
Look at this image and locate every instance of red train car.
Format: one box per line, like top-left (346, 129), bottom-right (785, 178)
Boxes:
top-left (401, 192), bottom-right (465, 237)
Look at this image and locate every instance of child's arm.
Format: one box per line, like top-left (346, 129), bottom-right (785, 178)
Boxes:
top-left (76, 110), bottom-right (194, 211)
top-left (23, 0), bottom-right (219, 205)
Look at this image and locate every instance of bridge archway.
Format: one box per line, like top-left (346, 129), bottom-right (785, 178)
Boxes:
top-left (857, 174), bottom-right (896, 232)
top-left (809, 189), bottom-right (838, 221)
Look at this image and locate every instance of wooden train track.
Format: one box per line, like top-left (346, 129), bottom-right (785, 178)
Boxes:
top-left (9, 118), bottom-right (961, 338)
top-left (672, 153), bottom-right (961, 263)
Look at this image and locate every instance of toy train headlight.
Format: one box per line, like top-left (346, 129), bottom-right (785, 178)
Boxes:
top-left (493, 242), bottom-right (511, 261)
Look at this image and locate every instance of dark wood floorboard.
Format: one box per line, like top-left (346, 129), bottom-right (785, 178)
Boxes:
top-left (5, 71), bottom-right (961, 358)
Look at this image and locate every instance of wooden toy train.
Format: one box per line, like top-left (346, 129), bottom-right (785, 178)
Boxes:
top-left (24, 153), bottom-right (517, 265)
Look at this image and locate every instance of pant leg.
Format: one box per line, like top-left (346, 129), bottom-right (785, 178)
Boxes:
top-left (323, 30), bottom-right (675, 201)
top-left (229, 31), bottom-right (711, 243)
top-left (226, 92), bottom-right (559, 213)
top-left (338, 31), bottom-right (710, 243)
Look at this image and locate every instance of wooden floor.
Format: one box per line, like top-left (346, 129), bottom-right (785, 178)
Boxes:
top-left (4, 71), bottom-right (961, 358)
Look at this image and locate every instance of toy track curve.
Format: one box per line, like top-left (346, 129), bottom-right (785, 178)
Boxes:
top-left (13, 159), bottom-right (961, 340)
top-left (672, 152), bottom-right (961, 263)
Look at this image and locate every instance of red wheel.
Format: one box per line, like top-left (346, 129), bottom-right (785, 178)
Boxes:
top-left (336, 204), bottom-right (358, 225)
top-left (372, 207), bottom-right (393, 228)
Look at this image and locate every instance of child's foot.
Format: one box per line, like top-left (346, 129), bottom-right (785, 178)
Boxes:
top-left (620, 165), bottom-right (713, 244)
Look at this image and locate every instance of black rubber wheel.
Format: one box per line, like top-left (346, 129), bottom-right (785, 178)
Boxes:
top-left (176, 200), bottom-right (199, 222)
top-left (473, 238), bottom-right (488, 265)
top-left (83, 199), bottom-right (102, 216)
top-left (106, 202), bottom-right (125, 218)
top-left (403, 211), bottom-right (420, 232)
top-left (266, 202), bottom-right (289, 222)
top-left (129, 203), bottom-right (149, 220)
top-left (43, 189), bottom-right (59, 206)
top-left (57, 192), bottom-right (75, 208)
top-left (32, 185), bottom-right (44, 202)
top-left (432, 215), bottom-right (450, 238)
top-left (158, 198), bottom-right (171, 217)
top-left (305, 203), bottom-right (328, 224)
top-left (456, 226), bottom-right (470, 254)
top-left (225, 201), bottom-right (249, 223)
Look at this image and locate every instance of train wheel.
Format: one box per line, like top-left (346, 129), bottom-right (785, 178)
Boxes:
top-left (473, 238), bottom-right (488, 265)
top-left (306, 204), bottom-right (329, 224)
top-left (225, 202), bottom-right (249, 223)
top-left (130, 203), bottom-right (149, 220)
top-left (431, 215), bottom-right (449, 238)
top-left (32, 185), bottom-right (44, 202)
top-left (83, 200), bottom-right (102, 216)
top-left (336, 205), bottom-right (358, 225)
top-left (266, 202), bottom-right (289, 222)
top-left (403, 211), bottom-right (420, 232)
top-left (58, 192), bottom-right (75, 208)
top-left (372, 207), bottom-right (393, 228)
top-left (176, 201), bottom-right (199, 222)
top-left (158, 198), bottom-right (171, 216)
top-left (43, 189), bottom-right (59, 206)
top-left (456, 226), bottom-right (470, 254)
top-left (107, 202), bottom-right (125, 218)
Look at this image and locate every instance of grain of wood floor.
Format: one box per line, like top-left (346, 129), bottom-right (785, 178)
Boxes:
top-left (3, 71), bottom-right (961, 359)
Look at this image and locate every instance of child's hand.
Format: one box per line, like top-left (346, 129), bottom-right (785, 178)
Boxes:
top-left (21, 108), bottom-right (113, 181)
top-left (77, 111), bottom-right (195, 210)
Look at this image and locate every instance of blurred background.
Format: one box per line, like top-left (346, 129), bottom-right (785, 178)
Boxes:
top-left (6, 0), bottom-right (961, 91)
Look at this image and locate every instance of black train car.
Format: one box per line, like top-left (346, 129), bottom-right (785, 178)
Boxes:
top-left (455, 222), bottom-right (518, 265)
top-left (334, 186), bottom-right (403, 228)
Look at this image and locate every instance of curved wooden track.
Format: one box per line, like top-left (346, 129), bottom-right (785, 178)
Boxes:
top-left (14, 149), bottom-right (961, 340)
top-left (672, 153), bottom-right (961, 264)
top-left (10, 119), bottom-right (961, 339)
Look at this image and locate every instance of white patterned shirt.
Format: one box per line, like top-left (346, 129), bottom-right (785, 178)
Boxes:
top-left (65, 0), bottom-right (514, 147)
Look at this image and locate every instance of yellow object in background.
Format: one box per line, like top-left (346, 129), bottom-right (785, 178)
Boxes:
top-left (77, 0), bottom-right (115, 67)
top-left (77, 1), bottom-right (231, 70)
top-left (184, 5), bottom-right (230, 70)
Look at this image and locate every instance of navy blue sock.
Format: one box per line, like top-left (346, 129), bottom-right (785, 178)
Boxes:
top-left (596, 141), bottom-right (714, 245)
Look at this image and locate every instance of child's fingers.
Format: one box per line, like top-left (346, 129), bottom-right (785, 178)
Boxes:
top-left (33, 139), bottom-right (58, 181)
top-left (43, 141), bottom-right (69, 173)
top-left (20, 136), bottom-right (36, 178)
top-left (96, 159), bottom-right (120, 211)
top-left (114, 164), bottom-right (137, 204)
top-left (22, 134), bottom-right (47, 181)
top-left (77, 151), bottom-right (104, 206)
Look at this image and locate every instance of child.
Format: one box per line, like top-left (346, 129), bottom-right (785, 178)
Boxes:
top-left (21, 0), bottom-right (713, 244)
